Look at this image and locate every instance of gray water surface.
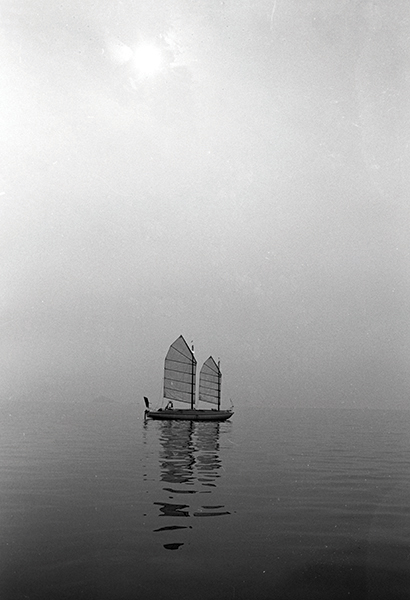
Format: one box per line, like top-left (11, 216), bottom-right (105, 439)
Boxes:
top-left (1, 400), bottom-right (410, 599)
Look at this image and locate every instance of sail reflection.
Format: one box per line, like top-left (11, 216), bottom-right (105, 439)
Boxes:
top-left (158, 421), bottom-right (196, 485)
top-left (158, 420), bottom-right (223, 491)
top-left (195, 421), bottom-right (223, 487)
top-left (149, 420), bottom-right (230, 549)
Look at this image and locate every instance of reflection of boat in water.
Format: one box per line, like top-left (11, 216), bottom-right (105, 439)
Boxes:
top-left (158, 421), bottom-right (196, 486)
top-left (144, 335), bottom-right (233, 422)
top-left (157, 420), bottom-right (223, 488)
top-left (151, 419), bottom-right (230, 547)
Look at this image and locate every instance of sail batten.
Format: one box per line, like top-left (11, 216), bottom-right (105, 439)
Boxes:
top-left (199, 356), bottom-right (221, 407)
top-left (163, 335), bottom-right (196, 406)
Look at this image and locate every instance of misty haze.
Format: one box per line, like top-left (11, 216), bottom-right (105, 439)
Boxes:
top-left (1, 0), bottom-right (409, 409)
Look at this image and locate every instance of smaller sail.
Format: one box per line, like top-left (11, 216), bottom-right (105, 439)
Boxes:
top-left (199, 357), bottom-right (221, 407)
top-left (163, 335), bottom-right (196, 406)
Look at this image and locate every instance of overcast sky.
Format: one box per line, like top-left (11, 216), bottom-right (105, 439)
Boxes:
top-left (1, 0), bottom-right (409, 408)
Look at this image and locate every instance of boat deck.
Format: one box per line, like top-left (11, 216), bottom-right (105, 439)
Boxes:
top-left (145, 409), bottom-right (233, 422)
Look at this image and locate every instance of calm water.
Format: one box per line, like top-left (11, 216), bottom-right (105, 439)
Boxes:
top-left (1, 399), bottom-right (410, 599)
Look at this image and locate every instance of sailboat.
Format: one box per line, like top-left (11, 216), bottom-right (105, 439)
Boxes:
top-left (144, 335), bottom-right (233, 421)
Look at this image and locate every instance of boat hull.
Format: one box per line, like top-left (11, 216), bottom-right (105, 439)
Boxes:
top-left (145, 409), bottom-right (233, 422)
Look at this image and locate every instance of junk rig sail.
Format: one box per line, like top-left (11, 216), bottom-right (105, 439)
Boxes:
top-left (144, 335), bottom-right (233, 422)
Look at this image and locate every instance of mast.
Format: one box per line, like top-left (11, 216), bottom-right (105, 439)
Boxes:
top-left (191, 342), bottom-right (195, 410)
top-left (217, 359), bottom-right (221, 411)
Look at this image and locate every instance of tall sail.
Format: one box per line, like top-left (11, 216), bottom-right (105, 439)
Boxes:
top-left (163, 335), bottom-right (196, 407)
top-left (199, 356), bottom-right (221, 408)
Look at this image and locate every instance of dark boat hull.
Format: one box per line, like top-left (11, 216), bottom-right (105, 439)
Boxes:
top-left (145, 409), bottom-right (233, 422)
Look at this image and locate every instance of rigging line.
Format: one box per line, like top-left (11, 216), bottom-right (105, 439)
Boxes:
top-left (270, 0), bottom-right (278, 30)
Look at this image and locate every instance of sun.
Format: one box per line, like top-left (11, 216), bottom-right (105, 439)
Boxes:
top-left (133, 44), bottom-right (163, 77)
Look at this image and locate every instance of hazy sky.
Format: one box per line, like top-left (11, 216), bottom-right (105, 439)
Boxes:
top-left (1, 0), bottom-right (409, 408)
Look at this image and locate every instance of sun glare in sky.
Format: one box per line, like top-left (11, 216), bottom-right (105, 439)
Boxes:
top-left (133, 44), bottom-right (163, 77)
